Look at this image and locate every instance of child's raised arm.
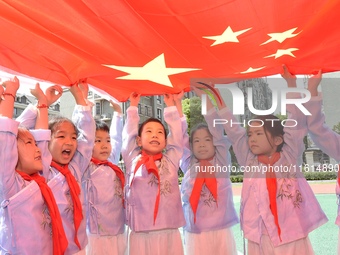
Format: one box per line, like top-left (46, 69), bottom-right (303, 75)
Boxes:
top-left (16, 84), bottom-right (62, 130)
top-left (281, 64), bottom-right (297, 88)
top-left (70, 80), bottom-right (96, 173)
top-left (109, 99), bottom-right (123, 165)
top-left (173, 91), bottom-right (191, 172)
top-left (305, 71), bottom-right (340, 161)
top-left (30, 83), bottom-right (48, 130)
top-left (70, 82), bottom-right (87, 106)
top-left (279, 65), bottom-right (308, 166)
top-left (162, 93), bottom-right (183, 168)
top-left (0, 76), bottom-right (19, 118)
top-left (110, 99), bottom-right (122, 114)
top-left (0, 76), bottom-right (20, 200)
top-left (45, 84), bottom-right (63, 107)
top-left (29, 84), bottom-right (62, 178)
top-left (307, 70), bottom-right (322, 97)
top-left (173, 91), bottom-right (184, 118)
top-left (164, 93), bottom-right (175, 107)
top-left (122, 93), bottom-right (142, 169)
top-left (129, 92), bottom-right (140, 107)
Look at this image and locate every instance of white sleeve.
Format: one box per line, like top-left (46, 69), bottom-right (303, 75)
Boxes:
top-left (305, 96), bottom-right (340, 161)
top-left (109, 112), bottom-right (123, 165)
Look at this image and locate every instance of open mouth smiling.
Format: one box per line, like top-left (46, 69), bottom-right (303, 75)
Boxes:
top-left (62, 149), bottom-right (71, 155)
top-left (150, 141), bottom-right (160, 145)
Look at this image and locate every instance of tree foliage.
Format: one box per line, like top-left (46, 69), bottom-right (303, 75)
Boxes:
top-left (182, 96), bottom-right (205, 134)
top-left (333, 122), bottom-right (340, 134)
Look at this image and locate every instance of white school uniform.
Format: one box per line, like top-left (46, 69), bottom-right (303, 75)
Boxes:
top-left (17, 104), bottom-right (95, 255)
top-left (0, 117), bottom-right (54, 255)
top-left (180, 108), bottom-right (239, 255)
top-left (305, 96), bottom-right (340, 254)
top-left (219, 103), bottom-right (327, 254)
top-left (122, 106), bottom-right (185, 255)
top-left (83, 112), bottom-right (127, 255)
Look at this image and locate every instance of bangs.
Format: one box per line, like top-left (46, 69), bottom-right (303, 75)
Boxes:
top-left (17, 127), bottom-right (33, 141)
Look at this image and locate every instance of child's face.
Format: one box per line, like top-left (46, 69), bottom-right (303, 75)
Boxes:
top-left (247, 124), bottom-right (277, 156)
top-left (17, 131), bottom-right (43, 175)
top-left (49, 121), bottom-right (77, 165)
top-left (136, 121), bottom-right (166, 155)
top-left (92, 130), bottom-right (112, 161)
top-left (192, 128), bottom-right (215, 160)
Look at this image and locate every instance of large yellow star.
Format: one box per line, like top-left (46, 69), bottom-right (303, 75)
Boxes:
top-left (103, 53), bottom-right (200, 87)
top-left (261, 27), bottom-right (301, 45)
top-left (203, 26), bottom-right (252, 46)
top-left (265, 48), bottom-right (299, 59)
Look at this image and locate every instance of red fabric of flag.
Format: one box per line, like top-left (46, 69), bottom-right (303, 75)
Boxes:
top-left (0, 0), bottom-right (339, 101)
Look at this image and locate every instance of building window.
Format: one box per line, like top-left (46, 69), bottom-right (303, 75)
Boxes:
top-left (138, 104), bottom-right (141, 114)
top-left (157, 95), bottom-right (161, 104)
top-left (157, 108), bottom-right (162, 119)
top-left (95, 102), bottom-right (101, 115)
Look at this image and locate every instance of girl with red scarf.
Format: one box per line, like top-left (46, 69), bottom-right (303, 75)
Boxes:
top-left (219, 66), bottom-right (327, 255)
top-left (0, 77), bottom-right (67, 255)
top-left (179, 89), bottom-right (239, 255)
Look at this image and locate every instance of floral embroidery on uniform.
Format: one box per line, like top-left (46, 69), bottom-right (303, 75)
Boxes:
top-left (64, 189), bottom-right (73, 215)
top-left (277, 171), bottom-right (303, 208)
top-left (293, 190), bottom-right (303, 208)
top-left (201, 186), bottom-right (217, 207)
top-left (159, 159), bottom-right (172, 196)
top-left (114, 177), bottom-right (123, 200)
top-left (159, 159), bottom-right (170, 176)
top-left (147, 158), bottom-right (172, 196)
top-left (148, 175), bottom-right (158, 186)
top-left (160, 180), bottom-right (172, 195)
top-left (41, 205), bottom-right (52, 236)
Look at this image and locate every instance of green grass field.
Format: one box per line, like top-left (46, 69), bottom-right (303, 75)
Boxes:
top-left (231, 194), bottom-right (338, 255)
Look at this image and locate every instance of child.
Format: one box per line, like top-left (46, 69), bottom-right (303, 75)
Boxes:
top-left (122, 93), bottom-right (185, 255)
top-left (304, 70), bottom-right (340, 253)
top-left (0, 78), bottom-right (67, 254)
top-left (83, 99), bottom-right (127, 255)
top-left (17, 81), bottom-right (95, 255)
top-left (217, 66), bottom-right (327, 255)
top-left (178, 89), bottom-right (239, 255)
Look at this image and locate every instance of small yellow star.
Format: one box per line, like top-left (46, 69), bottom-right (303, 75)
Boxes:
top-left (261, 27), bottom-right (301, 45)
top-left (203, 26), bottom-right (252, 46)
top-left (240, 67), bottom-right (266, 74)
top-left (265, 48), bottom-right (299, 59)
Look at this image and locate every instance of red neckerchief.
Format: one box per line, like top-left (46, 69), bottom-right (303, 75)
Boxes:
top-left (258, 152), bottom-right (281, 241)
top-left (91, 157), bottom-right (125, 205)
top-left (189, 157), bottom-right (217, 223)
top-left (50, 161), bottom-right (82, 250)
top-left (17, 171), bottom-right (68, 255)
top-left (132, 150), bottom-right (163, 224)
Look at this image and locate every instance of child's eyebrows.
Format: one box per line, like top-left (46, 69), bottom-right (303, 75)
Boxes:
top-left (145, 127), bottom-right (163, 131)
top-left (57, 130), bottom-right (77, 135)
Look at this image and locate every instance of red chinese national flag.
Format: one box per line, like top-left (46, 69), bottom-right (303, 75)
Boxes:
top-left (0, 0), bottom-right (340, 101)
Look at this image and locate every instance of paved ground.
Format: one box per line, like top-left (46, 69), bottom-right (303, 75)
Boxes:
top-left (232, 180), bottom-right (336, 196)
